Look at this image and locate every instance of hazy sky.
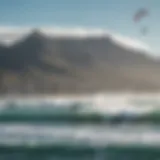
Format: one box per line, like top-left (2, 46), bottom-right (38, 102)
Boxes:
top-left (0, 0), bottom-right (159, 53)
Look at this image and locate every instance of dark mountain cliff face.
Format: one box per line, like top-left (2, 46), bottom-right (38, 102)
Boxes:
top-left (0, 29), bottom-right (159, 94)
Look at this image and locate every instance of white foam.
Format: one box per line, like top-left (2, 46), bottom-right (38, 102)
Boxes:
top-left (0, 93), bottom-right (160, 116)
top-left (0, 124), bottom-right (159, 147)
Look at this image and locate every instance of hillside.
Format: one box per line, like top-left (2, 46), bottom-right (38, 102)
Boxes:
top-left (0, 29), bottom-right (160, 94)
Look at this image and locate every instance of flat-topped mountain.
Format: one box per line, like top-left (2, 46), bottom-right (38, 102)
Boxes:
top-left (0, 29), bottom-right (159, 94)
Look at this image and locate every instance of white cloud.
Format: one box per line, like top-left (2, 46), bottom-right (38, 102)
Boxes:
top-left (40, 27), bottom-right (109, 37)
top-left (0, 26), bottom-right (31, 45)
top-left (110, 33), bottom-right (151, 52)
top-left (0, 26), bottom-right (151, 53)
top-left (0, 26), bottom-right (31, 34)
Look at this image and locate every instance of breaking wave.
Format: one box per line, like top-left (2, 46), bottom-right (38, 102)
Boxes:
top-left (0, 93), bottom-right (160, 159)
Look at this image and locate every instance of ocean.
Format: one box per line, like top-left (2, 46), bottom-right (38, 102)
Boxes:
top-left (1, 93), bottom-right (160, 160)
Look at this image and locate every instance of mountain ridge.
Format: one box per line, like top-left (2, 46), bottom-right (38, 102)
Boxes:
top-left (0, 29), bottom-right (159, 94)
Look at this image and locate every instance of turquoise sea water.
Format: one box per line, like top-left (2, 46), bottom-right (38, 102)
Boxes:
top-left (0, 96), bottom-right (160, 160)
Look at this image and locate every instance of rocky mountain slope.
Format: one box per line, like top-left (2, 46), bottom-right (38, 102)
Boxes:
top-left (0, 29), bottom-right (160, 94)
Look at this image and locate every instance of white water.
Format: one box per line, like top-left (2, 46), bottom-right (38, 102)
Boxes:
top-left (0, 124), bottom-right (159, 147)
top-left (1, 93), bottom-right (160, 116)
top-left (0, 93), bottom-right (160, 148)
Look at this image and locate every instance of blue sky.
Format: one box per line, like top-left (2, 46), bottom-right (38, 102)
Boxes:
top-left (0, 0), bottom-right (159, 53)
